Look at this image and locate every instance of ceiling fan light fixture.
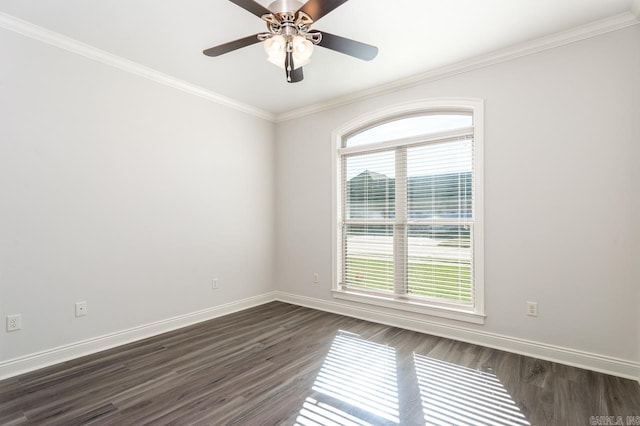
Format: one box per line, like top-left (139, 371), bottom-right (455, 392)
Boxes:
top-left (267, 54), bottom-right (286, 69)
top-left (264, 34), bottom-right (312, 70)
top-left (264, 34), bottom-right (287, 69)
top-left (264, 34), bottom-right (286, 57)
top-left (204, 0), bottom-right (378, 83)
top-left (292, 35), bottom-right (314, 62)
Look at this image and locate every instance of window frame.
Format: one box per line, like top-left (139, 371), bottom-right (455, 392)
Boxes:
top-left (331, 99), bottom-right (485, 324)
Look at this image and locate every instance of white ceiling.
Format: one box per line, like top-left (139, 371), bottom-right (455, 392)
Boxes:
top-left (0, 0), bottom-right (637, 115)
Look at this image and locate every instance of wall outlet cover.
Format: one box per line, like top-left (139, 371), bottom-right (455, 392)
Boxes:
top-left (6, 314), bottom-right (22, 332)
top-left (76, 301), bottom-right (88, 317)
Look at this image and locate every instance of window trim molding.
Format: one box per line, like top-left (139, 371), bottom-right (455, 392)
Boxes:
top-left (331, 98), bottom-right (485, 324)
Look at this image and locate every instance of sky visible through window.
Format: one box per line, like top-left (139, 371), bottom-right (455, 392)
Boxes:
top-left (345, 114), bottom-right (472, 181)
top-left (346, 114), bottom-right (472, 147)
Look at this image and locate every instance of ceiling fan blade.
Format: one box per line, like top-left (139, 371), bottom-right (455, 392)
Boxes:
top-left (317, 31), bottom-right (378, 61)
top-left (227, 0), bottom-right (272, 18)
top-left (203, 34), bottom-right (262, 57)
top-left (298, 0), bottom-right (349, 22)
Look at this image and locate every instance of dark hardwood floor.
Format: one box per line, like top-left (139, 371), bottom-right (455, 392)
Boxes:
top-left (1, 302), bottom-right (639, 425)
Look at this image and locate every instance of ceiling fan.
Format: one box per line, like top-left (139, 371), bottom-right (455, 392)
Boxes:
top-left (203, 0), bottom-right (378, 83)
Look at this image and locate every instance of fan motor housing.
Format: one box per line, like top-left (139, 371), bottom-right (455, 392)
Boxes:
top-left (268, 0), bottom-right (304, 14)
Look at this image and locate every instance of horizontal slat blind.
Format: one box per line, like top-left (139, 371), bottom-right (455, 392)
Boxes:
top-left (404, 138), bottom-right (474, 303)
top-left (343, 150), bottom-right (395, 293)
top-left (344, 151), bottom-right (395, 220)
top-left (343, 224), bottom-right (394, 292)
top-left (406, 224), bottom-right (472, 302)
top-left (340, 114), bottom-right (474, 307)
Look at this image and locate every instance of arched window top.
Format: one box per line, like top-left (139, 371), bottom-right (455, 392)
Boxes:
top-left (345, 112), bottom-right (472, 148)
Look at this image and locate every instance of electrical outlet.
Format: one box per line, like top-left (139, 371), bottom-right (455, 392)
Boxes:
top-left (6, 314), bottom-right (22, 332)
top-left (527, 301), bottom-right (538, 317)
top-left (313, 273), bottom-right (319, 284)
top-left (75, 301), bottom-right (87, 317)
top-left (212, 278), bottom-right (218, 290)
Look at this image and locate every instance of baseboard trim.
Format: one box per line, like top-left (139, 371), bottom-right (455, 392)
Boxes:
top-left (0, 292), bottom-right (277, 380)
top-left (3, 291), bottom-right (637, 381)
top-left (275, 291), bottom-right (640, 381)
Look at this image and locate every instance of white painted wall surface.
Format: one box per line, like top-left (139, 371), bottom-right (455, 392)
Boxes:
top-left (1, 19), bottom-right (638, 379)
top-left (275, 25), bottom-right (640, 365)
top-left (0, 28), bottom-right (275, 362)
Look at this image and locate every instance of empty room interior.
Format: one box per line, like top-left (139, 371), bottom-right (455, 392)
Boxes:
top-left (1, 0), bottom-right (639, 424)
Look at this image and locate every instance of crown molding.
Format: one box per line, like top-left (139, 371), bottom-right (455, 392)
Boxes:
top-left (1, 9), bottom-right (637, 125)
top-left (275, 11), bottom-right (640, 122)
top-left (0, 12), bottom-right (276, 122)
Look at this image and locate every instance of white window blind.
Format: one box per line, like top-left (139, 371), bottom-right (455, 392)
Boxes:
top-left (339, 113), bottom-right (476, 309)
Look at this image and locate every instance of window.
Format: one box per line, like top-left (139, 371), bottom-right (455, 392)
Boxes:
top-left (332, 99), bottom-right (484, 324)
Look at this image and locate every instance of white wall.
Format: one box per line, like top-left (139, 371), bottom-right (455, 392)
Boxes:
top-left (275, 25), bottom-right (640, 366)
top-left (0, 28), bottom-right (275, 362)
top-left (1, 19), bottom-right (638, 380)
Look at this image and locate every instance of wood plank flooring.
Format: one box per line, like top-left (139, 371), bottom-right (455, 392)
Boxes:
top-left (1, 302), bottom-right (639, 425)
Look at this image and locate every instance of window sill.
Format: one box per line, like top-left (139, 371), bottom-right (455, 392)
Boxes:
top-left (332, 289), bottom-right (485, 325)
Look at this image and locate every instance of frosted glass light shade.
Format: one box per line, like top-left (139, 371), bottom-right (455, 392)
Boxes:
top-left (264, 35), bottom-right (286, 57)
top-left (292, 36), bottom-right (313, 61)
top-left (265, 35), bottom-right (286, 69)
top-left (264, 35), bottom-right (313, 70)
